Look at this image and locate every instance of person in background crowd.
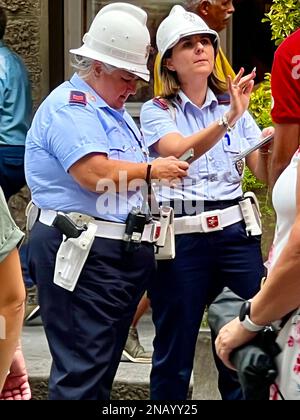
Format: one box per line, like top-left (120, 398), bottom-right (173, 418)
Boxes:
top-left (0, 187), bottom-right (30, 400)
top-left (269, 28), bottom-right (300, 189)
top-left (122, 292), bottom-right (153, 363)
top-left (0, 6), bottom-right (32, 200)
top-left (216, 27), bottom-right (300, 399)
top-left (25, 3), bottom-right (188, 400)
top-left (125, 0), bottom-right (237, 364)
top-left (0, 6), bottom-right (35, 322)
top-left (140, 5), bottom-right (273, 400)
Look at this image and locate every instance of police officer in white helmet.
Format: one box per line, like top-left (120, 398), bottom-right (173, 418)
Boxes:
top-left (140, 5), bottom-right (274, 400)
top-left (25, 3), bottom-right (188, 400)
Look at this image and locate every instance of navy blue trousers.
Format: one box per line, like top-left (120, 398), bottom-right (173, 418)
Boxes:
top-left (149, 219), bottom-right (264, 400)
top-left (0, 145), bottom-right (25, 200)
top-left (28, 221), bottom-right (155, 400)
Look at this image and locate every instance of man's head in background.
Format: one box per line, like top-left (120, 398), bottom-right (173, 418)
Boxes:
top-left (185, 0), bottom-right (235, 33)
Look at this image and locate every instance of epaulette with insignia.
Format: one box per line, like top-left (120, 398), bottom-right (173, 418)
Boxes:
top-left (153, 96), bottom-right (176, 121)
top-left (69, 91), bottom-right (87, 106)
top-left (152, 96), bottom-right (170, 110)
top-left (217, 93), bottom-right (230, 105)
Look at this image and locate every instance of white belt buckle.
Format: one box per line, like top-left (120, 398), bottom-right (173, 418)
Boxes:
top-left (201, 210), bottom-right (223, 233)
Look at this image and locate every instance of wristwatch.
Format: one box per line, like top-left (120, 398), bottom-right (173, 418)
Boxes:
top-left (239, 301), bottom-right (266, 332)
top-left (218, 114), bottom-right (236, 133)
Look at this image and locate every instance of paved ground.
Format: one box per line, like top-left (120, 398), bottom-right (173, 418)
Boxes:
top-left (22, 312), bottom-right (154, 384)
top-left (22, 310), bottom-right (220, 400)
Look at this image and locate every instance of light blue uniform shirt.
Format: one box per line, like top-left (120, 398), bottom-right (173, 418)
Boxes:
top-left (141, 88), bottom-right (261, 201)
top-left (0, 41), bottom-right (32, 145)
top-left (25, 73), bottom-right (149, 222)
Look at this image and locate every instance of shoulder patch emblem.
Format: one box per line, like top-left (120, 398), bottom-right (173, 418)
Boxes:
top-left (217, 93), bottom-right (230, 105)
top-left (153, 96), bottom-right (176, 121)
top-left (69, 91), bottom-right (87, 106)
top-left (152, 97), bottom-right (170, 110)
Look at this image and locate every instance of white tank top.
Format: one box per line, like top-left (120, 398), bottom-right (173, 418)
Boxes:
top-left (271, 149), bottom-right (300, 269)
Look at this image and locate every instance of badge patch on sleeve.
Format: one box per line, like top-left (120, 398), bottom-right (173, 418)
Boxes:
top-left (69, 91), bottom-right (87, 106)
top-left (153, 97), bottom-right (169, 110)
top-left (235, 159), bottom-right (244, 176)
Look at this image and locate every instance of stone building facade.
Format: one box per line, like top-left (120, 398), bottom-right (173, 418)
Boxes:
top-left (1, 0), bottom-right (48, 111)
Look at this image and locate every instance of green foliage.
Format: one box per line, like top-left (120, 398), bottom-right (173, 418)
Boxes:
top-left (243, 0), bottom-right (300, 192)
top-left (251, 0), bottom-right (300, 132)
top-left (249, 73), bottom-right (272, 130)
top-left (242, 166), bottom-right (265, 192)
top-left (244, 75), bottom-right (272, 192)
top-left (263, 0), bottom-right (300, 45)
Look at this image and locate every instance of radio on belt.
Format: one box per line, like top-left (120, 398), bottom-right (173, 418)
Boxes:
top-left (123, 207), bottom-right (147, 253)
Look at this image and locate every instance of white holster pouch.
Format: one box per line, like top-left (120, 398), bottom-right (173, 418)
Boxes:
top-left (239, 191), bottom-right (262, 236)
top-left (54, 222), bottom-right (97, 292)
top-left (25, 200), bottom-right (39, 233)
top-left (155, 206), bottom-right (175, 260)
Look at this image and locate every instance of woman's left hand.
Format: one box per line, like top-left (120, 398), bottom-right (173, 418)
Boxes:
top-left (227, 67), bottom-right (256, 123)
top-left (215, 317), bottom-right (257, 370)
top-left (259, 126), bottom-right (275, 155)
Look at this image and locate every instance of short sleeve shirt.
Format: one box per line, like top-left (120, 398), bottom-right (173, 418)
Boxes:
top-left (25, 73), bottom-right (149, 223)
top-left (141, 88), bottom-right (261, 202)
top-left (271, 29), bottom-right (300, 124)
top-left (0, 187), bottom-right (24, 263)
top-left (0, 40), bottom-right (32, 145)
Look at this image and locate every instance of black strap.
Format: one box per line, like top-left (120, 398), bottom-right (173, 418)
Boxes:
top-left (146, 164), bottom-right (152, 196)
top-left (141, 164), bottom-right (160, 221)
top-left (272, 382), bottom-right (285, 400)
top-left (141, 164), bottom-right (152, 220)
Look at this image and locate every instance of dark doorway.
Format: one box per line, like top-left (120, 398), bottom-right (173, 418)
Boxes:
top-left (48, 0), bottom-right (65, 91)
top-left (232, 0), bottom-right (276, 83)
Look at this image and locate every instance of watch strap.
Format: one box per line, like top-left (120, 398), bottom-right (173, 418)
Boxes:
top-left (241, 314), bottom-right (265, 332)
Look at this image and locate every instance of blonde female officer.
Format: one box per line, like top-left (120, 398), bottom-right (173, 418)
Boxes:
top-left (140, 5), bottom-right (273, 400)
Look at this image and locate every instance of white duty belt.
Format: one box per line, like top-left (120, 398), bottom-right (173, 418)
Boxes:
top-left (174, 205), bottom-right (243, 234)
top-left (39, 209), bottom-right (159, 243)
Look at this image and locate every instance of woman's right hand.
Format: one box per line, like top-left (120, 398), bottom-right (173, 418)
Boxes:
top-left (215, 317), bottom-right (257, 370)
top-left (151, 156), bottom-right (189, 184)
top-left (226, 67), bottom-right (256, 125)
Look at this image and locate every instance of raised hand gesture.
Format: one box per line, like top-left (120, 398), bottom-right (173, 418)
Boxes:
top-left (227, 67), bottom-right (256, 125)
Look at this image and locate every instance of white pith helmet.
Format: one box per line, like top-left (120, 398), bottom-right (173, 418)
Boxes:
top-left (70, 2), bottom-right (151, 81)
top-left (157, 5), bottom-right (220, 73)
